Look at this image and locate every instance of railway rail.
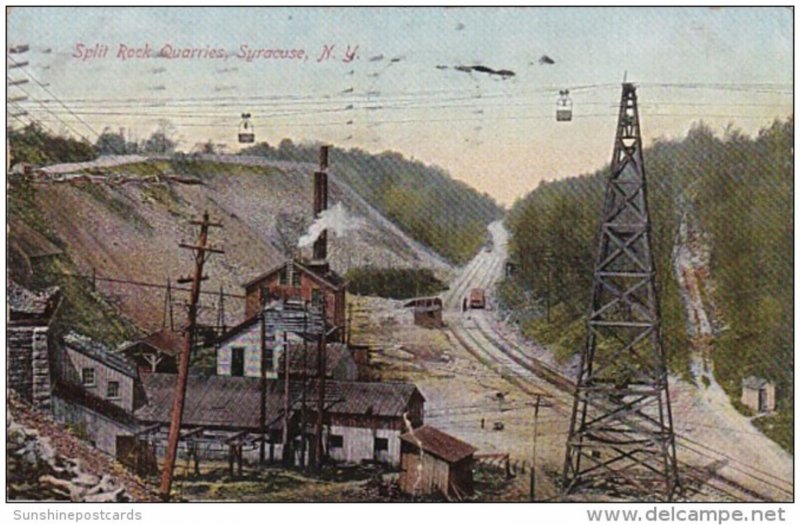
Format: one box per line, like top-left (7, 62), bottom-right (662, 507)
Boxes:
top-left (442, 221), bottom-right (792, 502)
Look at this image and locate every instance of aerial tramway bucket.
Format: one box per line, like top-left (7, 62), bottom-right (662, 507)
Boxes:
top-left (238, 113), bottom-right (255, 143)
top-left (556, 90), bottom-right (573, 122)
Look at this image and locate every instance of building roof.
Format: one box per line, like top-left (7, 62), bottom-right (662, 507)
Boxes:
top-left (403, 297), bottom-right (443, 313)
top-left (120, 329), bottom-right (185, 357)
top-left (400, 425), bottom-right (477, 463)
top-left (8, 280), bottom-right (60, 317)
top-left (63, 332), bottom-right (138, 379)
top-left (278, 342), bottom-right (353, 378)
top-left (742, 376), bottom-right (771, 389)
top-left (136, 374), bottom-right (423, 430)
top-left (136, 373), bottom-right (287, 430)
top-left (317, 380), bottom-right (423, 418)
top-left (243, 259), bottom-right (345, 291)
top-left (214, 315), bottom-right (262, 347)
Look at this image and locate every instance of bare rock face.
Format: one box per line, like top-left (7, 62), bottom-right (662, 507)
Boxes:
top-left (8, 414), bottom-right (131, 502)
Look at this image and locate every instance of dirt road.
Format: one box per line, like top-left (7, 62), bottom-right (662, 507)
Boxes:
top-left (436, 221), bottom-right (793, 502)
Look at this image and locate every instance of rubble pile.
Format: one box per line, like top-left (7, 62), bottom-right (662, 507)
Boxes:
top-left (7, 415), bottom-right (131, 502)
top-left (7, 392), bottom-right (158, 501)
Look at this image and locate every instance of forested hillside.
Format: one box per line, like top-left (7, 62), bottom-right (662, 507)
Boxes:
top-left (503, 117), bottom-right (793, 449)
top-left (240, 140), bottom-right (503, 264)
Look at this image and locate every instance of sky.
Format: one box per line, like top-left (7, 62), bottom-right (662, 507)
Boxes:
top-left (7, 6), bottom-right (793, 205)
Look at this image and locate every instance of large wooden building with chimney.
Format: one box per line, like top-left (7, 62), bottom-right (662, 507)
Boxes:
top-left (242, 259), bottom-right (346, 341)
top-left (241, 145), bottom-right (346, 341)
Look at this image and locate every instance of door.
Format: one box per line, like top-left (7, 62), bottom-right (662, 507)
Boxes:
top-left (758, 388), bottom-right (768, 412)
top-left (231, 347), bottom-right (245, 377)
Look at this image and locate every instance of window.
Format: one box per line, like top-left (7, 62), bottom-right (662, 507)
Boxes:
top-left (311, 289), bottom-right (323, 307)
top-left (291, 270), bottom-right (301, 287)
top-left (279, 267), bottom-right (288, 285)
top-left (231, 347), bottom-right (245, 377)
top-left (264, 345), bottom-right (274, 372)
top-left (107, 381), bottom-right (120, 399)
top-left (81, 368), bottom-right (96, 387)
top-left (374, 437), bottom-right (389, 452)
top-left (329, 434), bottom-right (344, 449)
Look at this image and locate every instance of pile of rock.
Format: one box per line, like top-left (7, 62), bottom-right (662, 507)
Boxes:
top-left (8, 415), bottom-right (131, 502)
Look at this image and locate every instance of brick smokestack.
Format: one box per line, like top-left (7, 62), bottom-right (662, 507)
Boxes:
top-left (312, 145), bottom-right (330, 261)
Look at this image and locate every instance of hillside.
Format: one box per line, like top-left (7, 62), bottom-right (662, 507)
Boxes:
top-left (239, 141), bottom-right (504, 264)
top-left (502, 117), bottom-right (793, 451)
top-left (7, 152), bottom-right (491, 343)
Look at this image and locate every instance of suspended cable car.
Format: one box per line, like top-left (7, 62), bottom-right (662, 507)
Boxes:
top-left (556, 89), bottom-right (573, 122)
top-left (238, 113), bottom-right (255, 143)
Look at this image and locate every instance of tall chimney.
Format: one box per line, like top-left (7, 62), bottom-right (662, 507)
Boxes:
top-left (312, 145), bottom-right (330, 262)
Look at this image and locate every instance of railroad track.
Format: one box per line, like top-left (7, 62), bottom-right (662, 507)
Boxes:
top-left (450, 310), bottom-right (793, 502)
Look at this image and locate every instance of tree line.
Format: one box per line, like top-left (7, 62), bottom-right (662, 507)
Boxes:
top-left (503, 117), bottom-right (792, 448)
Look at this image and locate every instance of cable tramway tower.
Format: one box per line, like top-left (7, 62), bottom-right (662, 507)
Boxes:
top-left (562, 83), bottom-right (679, 501)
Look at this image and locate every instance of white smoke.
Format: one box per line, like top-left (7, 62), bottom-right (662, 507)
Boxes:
top-left (297, 202), bottom-right (366, 248)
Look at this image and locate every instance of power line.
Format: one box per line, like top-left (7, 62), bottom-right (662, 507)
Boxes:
top-left (8, 53), bottom-right (103, 141)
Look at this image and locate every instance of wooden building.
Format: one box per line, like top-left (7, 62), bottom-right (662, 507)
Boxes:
top-left (118, 329), bottom-right (182, 374)
top-left (741, 376), bottom-right (776, 413)
top-left (242, 259), bottom-right (346, 342)
top-left (214, 312), bottom-right (357, 381)
top-left (404, 296), bottom-right (444, 329)
top-left (59, 332), bottom-right (141, 413)
top-left (316, 380), bottom-right (424, 466)
top-left (135, 374), bottom-right (424, 467)
top-left (399, 425), bottom-right (477, 500)
top-left (53, 332), bottom-right (142, 455)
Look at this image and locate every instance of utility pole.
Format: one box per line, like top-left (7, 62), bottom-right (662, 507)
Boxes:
top-left (346, 302), bottom-right (353, 347)
top-left (282, 329), bottom-right (291, 465)
top-left (529, 393), bottom-right (550, 501)
top-left (159, 211), bottom-right (222, 501)
top-left (562, 84), bottom-right (679, 501)
top-left (314, 298), bottom-right (327, 472)
top-left (217, 284), bottom-right (226, 334)
top-left (300, 301), bottom-right (309, 470)
top-left (259, 312), bottom-right (267, 465)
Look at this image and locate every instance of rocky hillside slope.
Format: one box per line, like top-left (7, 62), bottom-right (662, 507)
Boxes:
top-left (8, 155), bottom-right (461, 338)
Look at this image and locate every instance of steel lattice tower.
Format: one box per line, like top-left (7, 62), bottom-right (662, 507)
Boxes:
top-left (562, 83), bottom-right (679, 501)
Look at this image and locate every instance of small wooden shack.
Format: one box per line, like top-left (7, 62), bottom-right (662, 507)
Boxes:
top-left (399, 425), bottom-right (476, 500)
top-left (119, 329), bottom-right (182, 374)
top-left (741, 376), bottom-right (776, 413)
top-left (403, 297), bottom-right (443, 329)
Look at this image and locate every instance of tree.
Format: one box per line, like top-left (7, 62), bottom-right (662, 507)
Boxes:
top-left (95, 128), bottom-right (127, 155)
top-left (142, 121), bottom-right (177, 154)
top-left (8, 123), bottom-right (96, 165)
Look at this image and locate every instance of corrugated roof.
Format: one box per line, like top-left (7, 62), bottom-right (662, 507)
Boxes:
top-left (63, 332), bottom-right (138, 378)
top-left (135, 374), bottom-right (286, 430)
top-left (139, 329), bottom-right (185, 356)
top-left (400, 425), bottom-right (477, 463)
top-left (316, 380), bottom-right (422, 418)
top-left (136, 374), bottom-right (422, 430)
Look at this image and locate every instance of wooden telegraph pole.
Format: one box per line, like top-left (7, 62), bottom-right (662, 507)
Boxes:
top-left (530, 394), bottom-right (542, 501)
top-left (314, 298), bottom-right (327, 472)
top-left (159, 211), bottom-right (223, 501)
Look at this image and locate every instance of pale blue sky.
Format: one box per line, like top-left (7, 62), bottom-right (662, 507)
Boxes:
top-left (8, 7), bottom-right (793, 204)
